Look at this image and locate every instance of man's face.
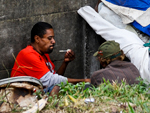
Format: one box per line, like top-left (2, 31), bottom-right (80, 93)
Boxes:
top-left (38, 29), bottom-right (55, 54)
top-left (97, 56), bottom-right (107, 68)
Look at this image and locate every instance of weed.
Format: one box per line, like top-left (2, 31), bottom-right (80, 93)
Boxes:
top-left (41, 78), bottom-right (150, 113)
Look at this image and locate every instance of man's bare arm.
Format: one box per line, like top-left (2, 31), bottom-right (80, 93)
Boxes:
top-left (57, 61), bottom-right (68, 75)
top-left (67, 78), bottom-right (91, 84)
top-left (57, 50), bottom-right (75, 75)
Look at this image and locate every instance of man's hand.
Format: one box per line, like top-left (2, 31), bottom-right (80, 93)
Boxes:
top-left (64, 50), bottom-right (75, 63)
top-left (57, 50), bottom-right (75, 75)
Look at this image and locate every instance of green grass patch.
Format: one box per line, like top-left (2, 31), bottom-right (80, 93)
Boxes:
top-left (41, 78), bottom-right (150, 113)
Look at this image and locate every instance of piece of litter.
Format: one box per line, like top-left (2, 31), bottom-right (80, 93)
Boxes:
top-left (23, 98), bottom-right (48, 113)
top-left (84, 98), bottom-right (95, 104)
top-left (59, 49), bottom-right (70, 52)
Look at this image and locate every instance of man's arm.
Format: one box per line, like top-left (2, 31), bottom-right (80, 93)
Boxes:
top-left (56, 49), bottom-right (91, 84)
top-left (56, 61), bottom-right (69, 75)
top-left (40, 71), bottom-right (68, 87)
top-left (57, 50), bottom-right (75, 75)
top-left (67, 78), bottom-right (91, 84)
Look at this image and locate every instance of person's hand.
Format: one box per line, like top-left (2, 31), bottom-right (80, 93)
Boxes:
top-left (64, 49), bottom-right (75, 63)
top-left (84, 79), bottom-right (91, 83)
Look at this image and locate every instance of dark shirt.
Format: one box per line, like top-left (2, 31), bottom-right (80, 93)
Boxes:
top-left (91, 60), bottom-right (140, 86)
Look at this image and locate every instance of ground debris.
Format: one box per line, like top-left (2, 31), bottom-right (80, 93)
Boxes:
top-left (0, 82), bottom-right (43, 112)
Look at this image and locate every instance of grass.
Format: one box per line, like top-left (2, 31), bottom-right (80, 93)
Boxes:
top-left (40, 78), bottom-right (150, 113)
top-left (1, 78), bottom-right (149, 113)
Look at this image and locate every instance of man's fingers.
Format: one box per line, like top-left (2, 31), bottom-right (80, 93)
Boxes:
top-left (66, 50), bottom-right (75, 58)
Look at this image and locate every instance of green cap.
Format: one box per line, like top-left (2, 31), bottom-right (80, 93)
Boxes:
top-left (93, 41), bottom-right (121, 58)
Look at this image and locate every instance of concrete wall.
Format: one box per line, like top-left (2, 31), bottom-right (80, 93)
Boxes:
top-left (0, 0), bottom-right (103, 79)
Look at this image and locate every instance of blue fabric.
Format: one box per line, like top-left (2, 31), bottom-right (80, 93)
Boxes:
top-left (106, 0), bottom-right (150, 11)
top-left (43, 85), bottom-right (55, 93)
top-left (132, 21), bottom-right (150, 36)
top-left (105, 0), bottom-right (150, 36)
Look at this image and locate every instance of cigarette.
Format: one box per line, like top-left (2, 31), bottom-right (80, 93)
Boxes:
top-left (59, 49), bottom-right (70, 52)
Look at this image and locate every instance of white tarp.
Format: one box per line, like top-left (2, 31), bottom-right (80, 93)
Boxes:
top-left (101, 0), bottom-right (150, 27)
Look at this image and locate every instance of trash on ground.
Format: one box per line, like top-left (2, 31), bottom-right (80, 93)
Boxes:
top-left (0, 76), bottom-right (43, 112)
top-left (84, 98), bottom-right (95, 104)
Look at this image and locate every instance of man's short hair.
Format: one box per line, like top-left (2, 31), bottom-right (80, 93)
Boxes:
top-left (31, 22), bottom-right (53, 43)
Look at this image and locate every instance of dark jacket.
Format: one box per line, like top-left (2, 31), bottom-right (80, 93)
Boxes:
top-left (91, 60), bottom-right (140, 86)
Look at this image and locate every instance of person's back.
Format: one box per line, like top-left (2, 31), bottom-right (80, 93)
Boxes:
top-left (91, 41), bottom-right (140, 87)
top-left (91, 60), bottom-right (140, 86)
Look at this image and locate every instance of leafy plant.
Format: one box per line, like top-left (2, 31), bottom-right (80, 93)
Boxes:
top-left (41, 78), bottom-right (150, 113)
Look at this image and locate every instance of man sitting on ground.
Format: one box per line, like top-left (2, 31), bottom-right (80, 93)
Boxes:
top-left (11, 22), bottom-right (90, 95)
top-left (91, 41), bottom-right (140, 87)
